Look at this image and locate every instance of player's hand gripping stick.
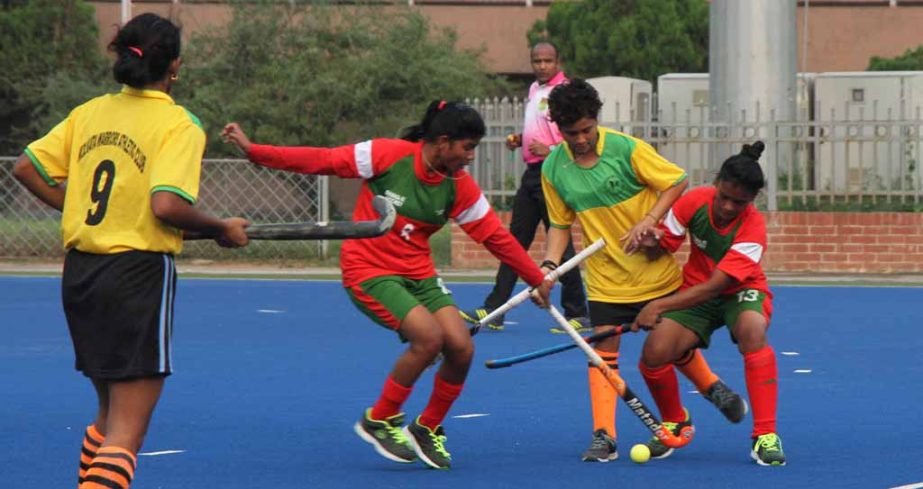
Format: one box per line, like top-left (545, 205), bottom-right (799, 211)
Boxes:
top-left (470, 238), bottom-right (606, 335)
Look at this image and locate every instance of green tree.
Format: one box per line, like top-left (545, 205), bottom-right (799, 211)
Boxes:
top-left (0, 0), bottom-right (110, 155)
top-left (528, 0), bottom-right (709, 82)
top-left (869, 45), bottom-right (923, 71)
top-left (177, 1), bottom-right (508, 155)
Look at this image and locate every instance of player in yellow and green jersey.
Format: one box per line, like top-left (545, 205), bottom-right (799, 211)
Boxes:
top-left (539, 79), bottom-right (748, 462)
top-left (13, 13), bottom-right (249, 489)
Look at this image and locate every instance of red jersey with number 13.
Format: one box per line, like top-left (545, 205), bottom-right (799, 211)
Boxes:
top-left (658, 186), bottom-right (770, 297)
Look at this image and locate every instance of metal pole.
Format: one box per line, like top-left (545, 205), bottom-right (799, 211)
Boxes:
top-left (121, 0), bottom-right (131, 25)
top-left (801, 0), bottom-right (809, 78)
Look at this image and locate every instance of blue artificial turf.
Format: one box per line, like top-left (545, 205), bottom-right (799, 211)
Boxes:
top-left (1, 277), bottom-right (921, 488)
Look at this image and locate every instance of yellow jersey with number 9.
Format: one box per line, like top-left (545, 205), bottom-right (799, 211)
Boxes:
top-left (25, 86), bottom-right (204, 255)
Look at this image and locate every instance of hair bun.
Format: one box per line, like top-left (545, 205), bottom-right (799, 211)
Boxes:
top-left (741, 141), bottom-right (765, 160)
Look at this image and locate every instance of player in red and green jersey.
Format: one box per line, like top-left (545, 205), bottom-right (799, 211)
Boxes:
top-left (221, 101), bottom-right (553, 470)
top-left (633, 141), bottom-right (786, 466)
top-left (540, 79), bottom-right (746, 463)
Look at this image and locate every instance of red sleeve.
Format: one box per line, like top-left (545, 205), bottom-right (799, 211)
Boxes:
top-left (247, 143), bottom-right (361, 177)
top-left (450, 173), bottom-right (502, 242)
top-left (483, 228), bottom-right (545, 287)
top-left (658, 196), bottom-right (696, 253)
top-left (716, 209), bottom-right (766, 283)
top-left (246, 139), bottom-right (414, 178)
top-left (448, 172), bottom-right (542, 286)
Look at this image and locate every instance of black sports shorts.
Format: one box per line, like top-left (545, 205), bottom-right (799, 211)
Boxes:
top-left (62, 249), bottom-right (176, 380)
top-left (588, 291), bottom-right (673, 327)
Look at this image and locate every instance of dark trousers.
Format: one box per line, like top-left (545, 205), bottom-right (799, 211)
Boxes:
top-left (483, 163), bottom-right (588, 318)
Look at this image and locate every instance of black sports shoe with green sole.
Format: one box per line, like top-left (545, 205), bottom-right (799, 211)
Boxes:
top-left (581, 429), bottom-right (618, 462)
top-left (405, 417), bottom-right (452, 469)
top-left (354, 409), bottom-right (416, 463)
top-left (751, 433), bottom-right (786, 466)
top-left (703, 380), bottom-right (748, 423)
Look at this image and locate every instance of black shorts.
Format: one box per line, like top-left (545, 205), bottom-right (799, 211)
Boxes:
top-left (588, 292), bottom-right (672, 327)
top-left (62, 249), bottom-right (177, 380)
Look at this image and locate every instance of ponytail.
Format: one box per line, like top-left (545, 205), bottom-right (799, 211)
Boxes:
top-left (401, 100), bottom-right (486, 142)
top-left (109, 13), bottom-right (181, 88)
top-left (717, 141), bottom-right (766, 195)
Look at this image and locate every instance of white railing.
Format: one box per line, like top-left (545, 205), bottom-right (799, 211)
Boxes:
top-left (469, 97), bottom-right (923, 212)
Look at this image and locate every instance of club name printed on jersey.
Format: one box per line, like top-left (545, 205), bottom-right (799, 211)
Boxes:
top-left (79, 131), bottom-right (147, 172)
top-left (693, 235), bottom-right (708, 250)
top-left (384, 190), bottom-right (405, 208)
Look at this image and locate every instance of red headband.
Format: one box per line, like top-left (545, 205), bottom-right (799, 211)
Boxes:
top-left (128, 46), bottom-right (143, 58)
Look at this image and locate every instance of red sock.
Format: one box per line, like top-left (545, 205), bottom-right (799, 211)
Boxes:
top-left (639, 362), bottom-right (686, 422)
top-left (744, 346), bottom-right (778, 437)
top-left (370, 376), bottom-right (412, 420)
top-left (79, 446), bottom-right (136, 489)
top-left (419, 375), bottom-right (464, 430)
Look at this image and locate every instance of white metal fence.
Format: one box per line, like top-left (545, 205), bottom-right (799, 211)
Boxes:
top-left (4, 97), bottom-right (922, 260)
top-left (0, 157), bottom-right (328, 260)
top-left (469, 97), bottom-right (923, 211)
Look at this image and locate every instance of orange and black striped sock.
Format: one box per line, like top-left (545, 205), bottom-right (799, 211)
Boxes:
top-left (419, 375), bottom-right (464, 430)
top-left (744, 346), bottom-right (778, 437)
top-left (674, 349), bottom-right (720, 394)
top-left (370, 376), bottom-right (413, 420)
top-left (639, 362), bottom-right (686, 422)
top-left (79, 446), bottom-right (136, 489)
top-left (78, 424), bottom-right (105, 485)
top-left (588, 349), bottom-right (619, 438)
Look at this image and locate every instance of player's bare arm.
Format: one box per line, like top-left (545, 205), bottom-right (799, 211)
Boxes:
top-left (12, 154), bottom-right (65, 211)
top-left (541, 226), bottom-right (572, 279)
top-left (151, 191), bottom-right (250, 248)
top-left (623, 179), bottom-right (687, 254)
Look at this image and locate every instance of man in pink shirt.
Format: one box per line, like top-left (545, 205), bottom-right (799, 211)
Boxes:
top-left (461, 41), bottom-right (589, 332)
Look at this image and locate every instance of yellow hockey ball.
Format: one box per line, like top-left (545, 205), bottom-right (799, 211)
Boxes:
top-left (630, 443), bottom-right (651, 464)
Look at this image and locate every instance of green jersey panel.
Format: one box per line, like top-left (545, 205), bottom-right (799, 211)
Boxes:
top-left (687, 205), bottom-right (745, 263)
top-left (542, 130), bottom-right (646, 213)
top-left (367, 156), bottom-right (455, 226)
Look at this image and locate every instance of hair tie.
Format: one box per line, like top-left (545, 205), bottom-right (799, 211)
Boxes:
top-left (127, 46), bottom-right (144, 58)
top-left (437, 100), bottom-right (447, 110)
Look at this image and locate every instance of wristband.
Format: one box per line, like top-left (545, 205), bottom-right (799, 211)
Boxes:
top-left (540, 260), bottom-right (559, 270)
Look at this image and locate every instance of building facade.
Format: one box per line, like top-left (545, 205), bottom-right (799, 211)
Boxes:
top-left (90, 1), bottom-right (923, 77)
